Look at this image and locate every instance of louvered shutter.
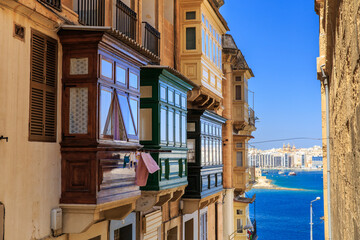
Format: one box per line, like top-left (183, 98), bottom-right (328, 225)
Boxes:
top-left (29, 31), bottom-right (57, 142)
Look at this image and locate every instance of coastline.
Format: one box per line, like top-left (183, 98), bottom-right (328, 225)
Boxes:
top-left (252, 176), bottom-right (308, 191)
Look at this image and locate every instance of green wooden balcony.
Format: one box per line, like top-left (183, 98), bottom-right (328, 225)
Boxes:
top-left (139, 66), bottom-right (195, 191)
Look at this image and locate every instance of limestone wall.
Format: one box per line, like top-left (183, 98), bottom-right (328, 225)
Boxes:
top-left (318, 0), bottom-right (360, 239)
top-left (0, 4), bottom-right (63, 240)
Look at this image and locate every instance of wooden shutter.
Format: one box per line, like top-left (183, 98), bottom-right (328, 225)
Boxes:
top-left (29, 30), bottom-right (57, 142)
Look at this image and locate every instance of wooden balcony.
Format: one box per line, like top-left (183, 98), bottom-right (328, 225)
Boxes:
top-left (182, 110), bottom-right (226, 213)
top-left (136, 66), bottom-right (195, 211)
top-left (57, 27), bottom-right (157, 233)
top-left (142, 22), bottom-right (160, 56)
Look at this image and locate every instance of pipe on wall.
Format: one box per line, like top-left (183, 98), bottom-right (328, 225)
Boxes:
top-left (320, 64), bottom-right (332, 240)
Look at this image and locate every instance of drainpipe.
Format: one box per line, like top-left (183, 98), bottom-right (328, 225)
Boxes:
top-left (320, 64), bottom-right (332, 240)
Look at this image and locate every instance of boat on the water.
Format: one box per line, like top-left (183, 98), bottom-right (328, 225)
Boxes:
top-left (278, 171), bottom-right (284, 174)
top-left (288, 171), bottom-right (296, 176)
top-left (263, 170), bottom-right (269, 174)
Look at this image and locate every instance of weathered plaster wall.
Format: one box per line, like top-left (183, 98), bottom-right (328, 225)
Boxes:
top-left (0, 5), bottom-right (63, 240)
top-left (320, 0), bottom-right (360, 239)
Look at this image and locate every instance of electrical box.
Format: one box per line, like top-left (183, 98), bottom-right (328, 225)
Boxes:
top-left (51, 208), bottom-right (62, 231)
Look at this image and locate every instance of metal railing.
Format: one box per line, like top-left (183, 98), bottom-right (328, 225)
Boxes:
top-left (142, 22), bottom-right (160, 56)
top-left (39, 0), bottom-right (61, 10)
top-left (116, 0), bottom-right (137, 40)
top-left (78, 0), bottom-right (105, 26)
top-left (251, 218), bottom-right (257, 237)
top-left (249, 107), bottom-right (255, 126)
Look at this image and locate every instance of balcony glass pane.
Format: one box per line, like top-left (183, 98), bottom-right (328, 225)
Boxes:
top-left (118, 93), bottom-right (136, 135)
top-left (186, 27), bottom-right (196, 50)
top-left (186, 11), bottom-right (196, 20)
top-left (181, 95), bottom-right (187, 109)
top-left (202, 28), bottom-right (205, 53)
top-left (175, 112), bottom-right (180, 143)
top-left (160, 107), bottom-right (167, 142)
top-left (209, 138), bottom-right (213, 165)
top-left (168, 89), bottom-right (174, 104)
top-left (160, 85), bottom-right (167, 101)
top-left (213, 139), bottom-right (216, 165)
top-left (101, 59), bottom-right (113, 79)
top-left (100, 89), bottom-right (112, 136)
top-left (175, 92), bottom-right (180, 106)
top-left (235, 85), bottom-right (242, 100)
top-left (201, 137), bottom-right (205, 165)
top-left (236, 151), bottom-right (243, 167)
top-left (205, 138), bottom-right (209, 165)
top-left (187, 139), bottom-right (196, 163)
top-left (129, 72), bottom-right (138, 89)
top-left (182, 115), bottom-right (187, 144)
top-left (168, 110), bottom-right (174, 143)
top-left (116, 66), bottom-right (126, 84)
top-left (129, 98), bottom-right (138, 132)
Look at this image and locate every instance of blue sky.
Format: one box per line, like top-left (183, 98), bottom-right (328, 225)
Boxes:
top-left (220, 0), bottom-right (321, 150)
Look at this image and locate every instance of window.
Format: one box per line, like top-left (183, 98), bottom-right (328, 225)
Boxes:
top-left (160, 107), bottom-right (167, 142)
top-left (185, 219), bottom-right (194, 240)
top-left (100, 88), bottom-right (113, 137)
top-left (187, 139), bottom-right (196, 163)
top-left (181, 114), bottom-right (187, 144)
top-left (186, 11), bottom-right (196, 20)
top-left (235, 76), bottom-right (242, 82)
top-left (236, 143), bottom-right (243, 148)
top-left (175, 112), bottom-right (180, 144)
top-left (168, 110), bottom-right (174, 143)
top-left (202, 28), bottom-right (205, 53)
top-left (236, 219), bottom-right (243, 233)
top-left (235, 85), bottom-right (242, 100)
top-left (116, 66), bottom-right (126, 85)
top-left (114, 225), bottom-right (132, 240)
top-left (200, 213), bottom-right (207, 240)
top-left (237, 209), bottom-right (243, 215)
top-left (129, 72), bottom-right (138, 89)
top-left (236, 152), bottom-right (243, 167)
top-left (99, 87), bottom-right (139, 140)
top-left (101, 58), bottom-right (113, 79)
top-left (29, 31), bottom-right (57, 142)
top-left (118, 93), bottom-right (136, 136)
top-left (206, 34), bottom-right (209, 57)
top-left (186, 27), bottom-right (196, 50)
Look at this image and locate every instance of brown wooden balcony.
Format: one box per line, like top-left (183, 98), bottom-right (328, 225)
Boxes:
top-left (116, 0), bottom-right (137, 40)
top-left (39, 0), bottom-right (61, 10)
top-left (142, 22), bottom-right (160, 56)
top-left (78, 0), bottom-right (105, 26)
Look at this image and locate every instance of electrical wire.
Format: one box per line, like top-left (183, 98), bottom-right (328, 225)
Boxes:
top-left (248, 137), bottom-right (326, 145)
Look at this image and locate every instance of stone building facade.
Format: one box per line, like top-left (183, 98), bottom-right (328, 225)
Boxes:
top-left (315, 0), bottom-right (360, 239)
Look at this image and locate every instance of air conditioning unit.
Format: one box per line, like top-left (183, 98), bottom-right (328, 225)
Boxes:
top-left (51, 208), bottom-right (62, 232)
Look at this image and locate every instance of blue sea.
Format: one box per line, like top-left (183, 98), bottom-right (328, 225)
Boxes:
top-left (248, 170), bottom-right (324, 240)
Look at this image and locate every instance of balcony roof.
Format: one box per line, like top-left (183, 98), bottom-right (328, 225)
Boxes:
top-left (141, 65), bottom-right (199, 88)
top-left (234, 194), bottom-right (256, 203)
top-left (60, 25), bottom-right (160, 63)
top-left (222, 34), bottom-right (254, 77)
top-left (208, 0), bottom-right (230, 31)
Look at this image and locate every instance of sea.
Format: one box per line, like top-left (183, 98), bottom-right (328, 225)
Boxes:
top-left (248, 170), bottom-right (324, 240)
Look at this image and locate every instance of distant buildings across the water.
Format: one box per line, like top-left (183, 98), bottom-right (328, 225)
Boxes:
top-left (248, 144), bottom-right (323, 169)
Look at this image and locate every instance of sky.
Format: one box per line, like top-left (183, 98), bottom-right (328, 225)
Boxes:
top-left (220, 0), bottom-right (322, 150)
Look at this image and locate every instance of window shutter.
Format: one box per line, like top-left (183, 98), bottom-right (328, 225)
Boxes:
top-left (29, 31), bottom-right (57, 142)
